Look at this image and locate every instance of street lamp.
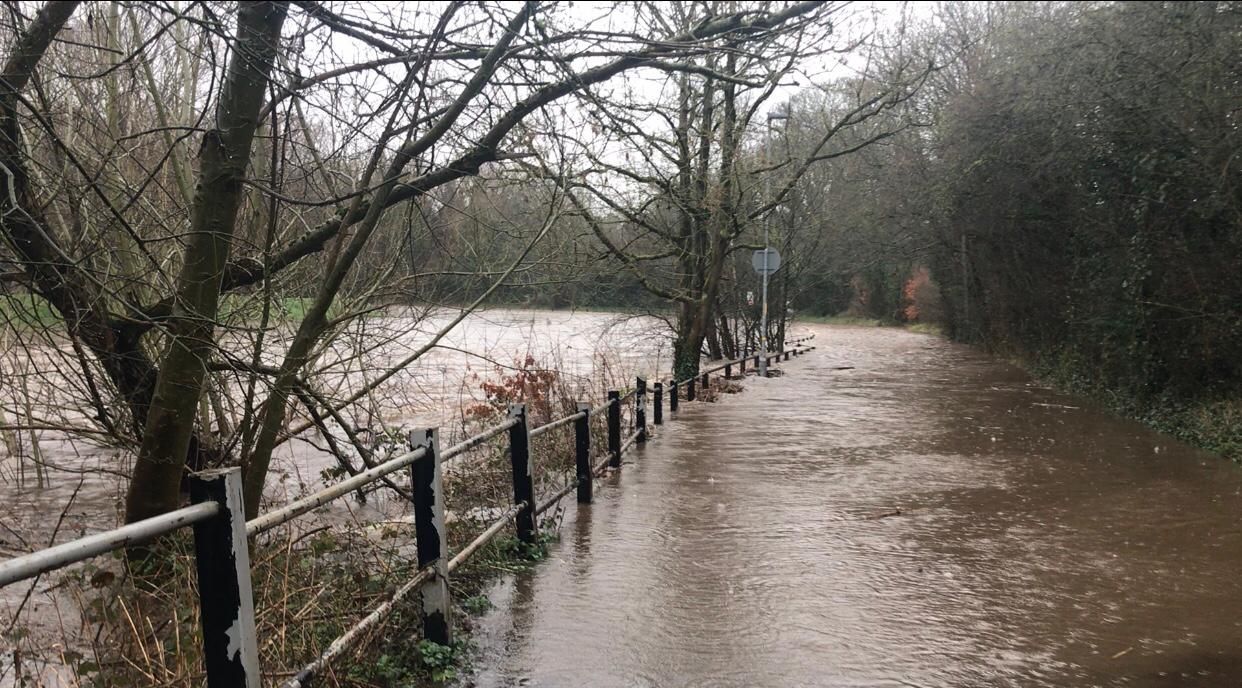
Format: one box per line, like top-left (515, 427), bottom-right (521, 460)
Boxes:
top-left (760, 107), bottom-right (788, 377)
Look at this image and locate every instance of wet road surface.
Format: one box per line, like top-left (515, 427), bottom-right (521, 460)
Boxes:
top-left (468, 325), bottom-right (1242, 687)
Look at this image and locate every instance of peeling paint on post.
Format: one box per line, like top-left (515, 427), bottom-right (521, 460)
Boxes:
top-left (670, 381), bottom-right (679, 412)
top-left (409, 428), bottom-right (451, 646)
top-left (189, 468), bottom-right (260, 688)
top-left (635, 378), bottom-right (647, 444)
top-left (607, 391), bottom-right (621, 468)
top-left (574, 402), bottom-right (592, 503)
top-left (653, 382), bottom-right (663, 425)
top-left (509, 405), bottom-right (536, 545)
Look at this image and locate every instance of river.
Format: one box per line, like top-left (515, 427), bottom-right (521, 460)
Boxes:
top-left (467, 324), bottom-right (1242, 687)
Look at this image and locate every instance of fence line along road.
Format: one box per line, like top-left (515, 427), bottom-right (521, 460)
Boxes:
top-left (0, 336), bottom-right (815, 688)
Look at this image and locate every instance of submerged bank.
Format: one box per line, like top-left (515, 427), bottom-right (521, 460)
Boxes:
top-left (796, 318), bottom-right (1240, 466)
top-left (1027, 354), bottom-right (1241, 466)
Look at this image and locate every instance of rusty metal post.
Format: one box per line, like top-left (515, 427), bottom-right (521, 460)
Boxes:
top-left (409, 428), bottom-right (451, 645)
top-left (635, 377), bottom-right (647, 444)
top-left (508, 405), bottom-right (535, 545)
top-left (574, 402), bottom-right (592, 503)
top-left (607, 391), bottom-right (621, 468)
top-left (190, 468), bottom-right (260, 688)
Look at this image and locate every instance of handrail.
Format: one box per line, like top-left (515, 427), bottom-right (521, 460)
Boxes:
top-left (0, 336), bottom-right (819, 687)
top-left (588, 396), bottom-right (616, 416)
top-left (593, 451), bottom-right (614, 476)
top-left (535, 481), bottom-right (578, 516)
top-left (448, 503), bottom-right (524, 572)
top-left (618, 428), bottom-right (640, 457)
top-left (529, 410), bottom-right (587, 439)
top-left (440, 417), bottom-right (519, 465)
top-left (0, 502), bottom-right (220, 587)
top-left (247, 446), bottom-right (427, 536)
top-left (282, 565), bottom-right (435, 688)
top-left (669, 342), bottom-right (811, 388)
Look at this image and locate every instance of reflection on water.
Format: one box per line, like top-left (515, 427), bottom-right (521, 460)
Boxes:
top-left (469, 325), bottom-right (1242, 687)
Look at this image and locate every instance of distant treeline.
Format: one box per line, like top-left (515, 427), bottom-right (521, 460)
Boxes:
top-left (731, 3), bottom-right (1242, 457)
top-left (935, 2), bottom-right (1239, 396)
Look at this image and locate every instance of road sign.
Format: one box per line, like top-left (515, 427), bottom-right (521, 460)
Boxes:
top-left (752, 248), bottom-right (781, 275)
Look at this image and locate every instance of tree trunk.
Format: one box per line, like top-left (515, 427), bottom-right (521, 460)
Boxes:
top-left (673, 302), bottom-right (707, 382)
top-left (706, 315), bottom-right (723, 360)
top-left (124, 2), bottom-right (288, 525)
top-left (718, 309), bottom-right (736, 360)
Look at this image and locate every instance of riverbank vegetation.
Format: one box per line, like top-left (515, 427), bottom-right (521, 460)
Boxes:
top-left (774, 2), bottom-right (1239, 461)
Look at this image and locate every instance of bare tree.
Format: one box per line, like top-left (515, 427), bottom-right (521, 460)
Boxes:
top-left (0, 1), bottom-right (831, 527)
top-left (553, 1), bottom-right (931, 379)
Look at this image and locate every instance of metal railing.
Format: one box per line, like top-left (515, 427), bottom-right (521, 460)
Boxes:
top-left (0, 469), bottom-right (258, 687)
top-left (0, 334), bottom-right (815, 688)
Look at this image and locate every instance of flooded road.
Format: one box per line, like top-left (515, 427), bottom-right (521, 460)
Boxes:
top-left (469, 325), bottom-right (1242, 687)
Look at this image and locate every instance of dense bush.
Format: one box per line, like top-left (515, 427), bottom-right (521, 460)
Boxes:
top-left (928, 3), bottom-right (1241, 402)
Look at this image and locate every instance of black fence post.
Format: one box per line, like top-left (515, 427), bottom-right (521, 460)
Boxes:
top-left (508, 405), bottom-right (536, 545)
top-left (687, 375), bottom-right (696, 401)
top-left (408, 428), bottom-right (452, 646)
top-left (701, 371), bottom-right (709, 390)
top-left (607, 391), bottom-right (621, 468)
top-left (725, 362), bottom-right (732, 378)
top-left (740, 356), bottom-right (747, 375)
top-left (653, 382), bottom-right (663, 425)
top-left (574, 402), bottom-right (592, 504)
top-left (670, 381), bottom-right (679, 412)
top-left (189, 467), bottom-right (260, 688)
top-left (636, 377), bottom-right (647, 444)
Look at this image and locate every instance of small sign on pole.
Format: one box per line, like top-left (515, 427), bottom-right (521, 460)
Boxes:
top-left (746, 290), bottom-right (755, 306)
top-left (751, 248), bottom-right (781, 275)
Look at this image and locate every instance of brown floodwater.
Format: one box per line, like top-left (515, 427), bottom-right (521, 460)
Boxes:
top-left (467, 325), bottom-right (1242, 687)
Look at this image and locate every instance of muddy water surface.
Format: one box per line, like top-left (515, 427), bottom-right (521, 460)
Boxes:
top-left (469, 325), bottom-right (1242, 687)
top-left (0, 308), bottom-right (669, 683)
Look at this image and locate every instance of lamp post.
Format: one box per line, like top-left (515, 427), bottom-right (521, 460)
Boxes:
top-left (760, 108), bottom-right (788, 377)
